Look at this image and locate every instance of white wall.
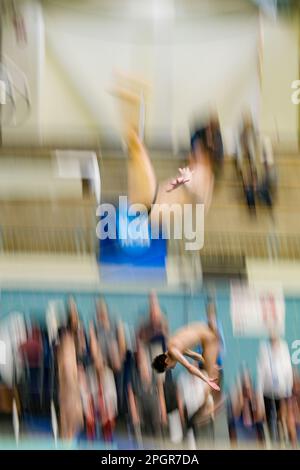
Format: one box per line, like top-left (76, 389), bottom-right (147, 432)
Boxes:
top-left (40, 48), bottom-right (98, 146)
top-left (0, 156), bottom-right (82, 199)
top-left (261, 15), bottom-right (299, 153)
top-left (247, 259), bottom-right (300, 295)
top-left (2, 2), bottom-right (299, 152)
top-left (171, 16), bottom-right (260, 150)
top-left (42, 5), bottom-right (261, 150)
top-left (2, 0), bottom-right (44, 145)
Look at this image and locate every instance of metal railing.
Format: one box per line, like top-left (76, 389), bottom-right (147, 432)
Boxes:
top-left (173, 231), bottom-right (300, 261)
top-left (1, 223), bottom-right (300, 266)
top-left (0, 225), bottom-right (98, 255)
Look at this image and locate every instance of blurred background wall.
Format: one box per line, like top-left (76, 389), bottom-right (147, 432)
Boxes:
top-left (1, 0), bottom-right (299, 152)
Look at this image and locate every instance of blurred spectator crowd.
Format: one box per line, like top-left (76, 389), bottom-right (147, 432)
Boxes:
top-left (0, 290), bottom-right (299, 449)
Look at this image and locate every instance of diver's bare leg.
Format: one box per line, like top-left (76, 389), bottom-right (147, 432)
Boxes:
top-left (127, 128), bottom-right (157, 208)
top-left (110, 87), bottom-right (157, 209)
top-left (202, 332), bottom-right (219, 379)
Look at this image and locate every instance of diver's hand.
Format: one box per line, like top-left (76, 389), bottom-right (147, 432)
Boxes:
top-left (204, 376), bottom-right (220, 391)
top-left (166, 167), bottom-right (193, 192)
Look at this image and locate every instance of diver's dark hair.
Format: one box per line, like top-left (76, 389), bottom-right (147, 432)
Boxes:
top-left (152, 353), bottom-right (168, 373)
top-left (190, 127), bottom-right (208, 153)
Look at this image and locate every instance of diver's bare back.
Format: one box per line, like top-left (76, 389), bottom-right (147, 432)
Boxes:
top-left (168, 322), bottom-right (213, 352)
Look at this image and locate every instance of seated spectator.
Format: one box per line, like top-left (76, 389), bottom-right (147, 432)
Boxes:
top-left (119, 346), bottom-right (136, 422)
top-left (235, 111), bottom-right (260, 213)
top-left (87, 359), bottom-right (118, 443)
top-left (78, 363), bottom-right (96, 440)
top-left (238, 153), bottom-right (258, 213)
top-left (163, 369), bottom-right (184, 443)
top-left (257, 333), bottom-right (294, 446)
top-left (137, 291), bottom-right (169, 360)
top-left (130, 341), bottom-right (164, 438)
top-left (98, 362), bottom-right (118, 442)
top-left (19, 324), bottom-right (43, 369)
top-left (237, 110), bottom-right (259, 165)
top-left (235, 112), bottom-right (277, 213)
top-left (67, 297), bottom-right (90, 366)
top-left (256, 136), bottom-right (277, 209)
top-left (291, 369), bottom-right (300, 441)
top-left (177, 362), bottom-right (215, 445)
top-left (0, 382), bottom-right (21, 415)
top-left (228, 368), bottom-right (265, 447)
top-left (95, 298), bottom-right (126, 372)
top-left (89, 320), bottom-right (119, 441)
top-left (56, 327), bottom-right (84, 440)
top-left (18, 323), bottom-right (44, 415)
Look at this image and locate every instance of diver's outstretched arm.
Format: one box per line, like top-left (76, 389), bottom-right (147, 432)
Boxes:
top-left (169, 346), bottom-right (220, 391)
top-left (183, 348), bottom-right (205, 363)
